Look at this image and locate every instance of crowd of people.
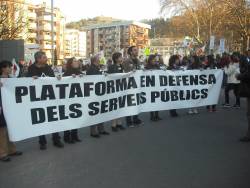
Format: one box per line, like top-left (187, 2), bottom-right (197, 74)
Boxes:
top-left (0, 46), bottom-right (250, 162)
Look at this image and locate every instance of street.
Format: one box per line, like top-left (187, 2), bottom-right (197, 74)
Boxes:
top-left (0, 94), bottom-right (250, 188)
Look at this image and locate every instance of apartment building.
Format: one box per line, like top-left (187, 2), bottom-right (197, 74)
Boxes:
top-left (65, 29), bottom-right (86, 59)
top-left (84, 21), bottom-right (151, 57)
top-left (23, 2), bottom-right (37, 44)
top-left (35, 2), bottom-right (65, 64)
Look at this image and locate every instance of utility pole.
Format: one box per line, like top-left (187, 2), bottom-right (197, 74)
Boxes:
top-left (51, 0), bottom-right (54, 65)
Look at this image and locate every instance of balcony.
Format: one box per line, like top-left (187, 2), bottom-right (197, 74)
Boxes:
top-left (38, 24), bottom-right (52, 31)
top-left (28, 33), bottom-right (37, 39)
top-left (39, 35), bottom-right (57, 41)
top-left (28, 23), bottom-right (37, 30)
top-left (41, 44), bottom-right (52, 50)
top-left (37, 15), bottom-right (52, 22)
top-left (28, 12), bottom-right (36, 20)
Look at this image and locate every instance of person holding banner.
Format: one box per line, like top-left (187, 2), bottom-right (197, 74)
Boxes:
top-left (0, 60), bottom-right (22, 162)
top-left (167, 55), bottom-right (180, 117)
top-left (63, 57), bottom-right (82, 143)
top-left (205, 55), bottom-right (218, 112)
top-left (27, 51), bottom-right (64, 150)
top-left (123, 46), bottom-right (144, 127)
top-left (107, 52), bottom-right (126, 132)
top-left (145, 54), bottom-right (162, 121)
top-left (187, 55), bottom-right (201, 114)
top-left (86, 55), bottom-right (110, 138)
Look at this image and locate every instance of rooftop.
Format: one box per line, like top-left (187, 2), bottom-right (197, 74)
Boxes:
top-left (83, 21), bottom-right (151, 30)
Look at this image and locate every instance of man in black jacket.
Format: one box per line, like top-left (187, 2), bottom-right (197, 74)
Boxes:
top-left (27, 51), bottom-right (64, 150)
top-left (86, 55), bottom-right (110, 138)
top-left (123, 46), bottom-right (144, 127)
top-left (237, 49), bottom-right (250, 142)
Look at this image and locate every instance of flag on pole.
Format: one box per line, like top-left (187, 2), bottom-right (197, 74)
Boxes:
top-left (11, 58), bottom-right (20, 78)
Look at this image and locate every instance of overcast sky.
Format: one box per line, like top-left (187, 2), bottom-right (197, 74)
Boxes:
top-left (30, 0), bottom-right (163, 22)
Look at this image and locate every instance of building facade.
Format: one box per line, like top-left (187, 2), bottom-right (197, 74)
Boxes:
top-left (149, 38), bottom-right (185, 62)
top-left (84, 21), bottom-right (151, 58)
top-left (35, 2), bottom-right (65, 64)
top-left (65, 29), bottom-right (86, 59)
top-left (1, 1), bottom-right (66, 64)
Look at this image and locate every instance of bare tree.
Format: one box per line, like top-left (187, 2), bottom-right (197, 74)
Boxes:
top-left (160, 0), bottom-right (202, 41)
top-left (222, 0), bottom-right (250, 50)
top-left (160, 0), bottom-right (250, 51)
top-left (0, 0), bottom-right (27, 40)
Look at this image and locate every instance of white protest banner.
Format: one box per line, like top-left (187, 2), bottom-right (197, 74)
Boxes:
top-left (1, 69), bottom-right (223, 141)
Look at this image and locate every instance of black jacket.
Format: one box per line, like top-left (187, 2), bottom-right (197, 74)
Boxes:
top-left (27, 63), bottom-right (55, 77)
top-left (145, 63), bottom-right (160, 70)
top-left (0, 91), bottom-right (7, 127)
top-left (107, 64), bottom-right (123, 74)
top-left (238, 57), bottom-right (250, 84)
top-left (86, 64), bottom-right (102, 75)
top-left (63, 68), bottom-right (82, 77)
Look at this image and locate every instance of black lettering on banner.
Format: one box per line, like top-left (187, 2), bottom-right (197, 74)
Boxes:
top-left (107, 80), bottom-right (115, 94)
top-left (140, 92), bottom-right (147, 104)
top-left (179, 90), bottom-right (186, 101)
top-left (109, 98), bottom-right (118, 111)
top-left (208, 74), bottom-right (216, 84)
top-left (199, 75), bottom-right (207, 85)
top-left (55, 84), bottom-right (69, 99)
top-left (69, 83), bottom-right (83, 98)
top-left (101, 100), bottom-right (109, 113)
top-left (140, 76), bottom-right (155, 87)
top-left (88, 102), bottom-right (100, 116)
top-left (69, 103), bottom-right (82, 118)
top-left (186, 90), bottom-right (191, 100)
top-left (127, 94), bottom-right (136, 106)
top-left (84, 82), bottom-right (94, 97)
top-left (95, 82), bottom-right (106, 96)
top-left (128, 77), bottom-right (137, 89)
top-left (30, 86), bottom-right (40, 102)
top-left (201, 89), bottom-right (209, 99)
top-left (146, 76), bottom-right (155, 87)
top-left (136, 93), bottom-right (140, 105)
top-left (31, 108), bottom-right (45, 124)
top-left (118, 95), bottom-right (126, 108)
top-left (161, 91), bottom-right (170, 102)
top-left (140, 76), bottom-right (146, 87)
top-left (176, 76), bottom-right (182, 86)
top-left (41, 85), bottom-right (56, 101)
top-left (58, 105), bottom-right (69, 120)
top-left (182, 76), bottom-right (189, 86)
top-left (151, 91), bottom-right (160, 103)
top-left (47, 106), bottom-right (58, 122)
top-left (116, 78), bottom-right (127, 91)
top-left (191, 90), bottom-right (200, 100)
top-left (170, 91), bottom-right (179, 101)
top-left (190, 75), bottom-right (199, 85)
top-left (15, 86), bottom-right (28, 103)
top-left (159, 76), bottom-right (167, 86)
top-left (169, 76), bottom-right (176, 86)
